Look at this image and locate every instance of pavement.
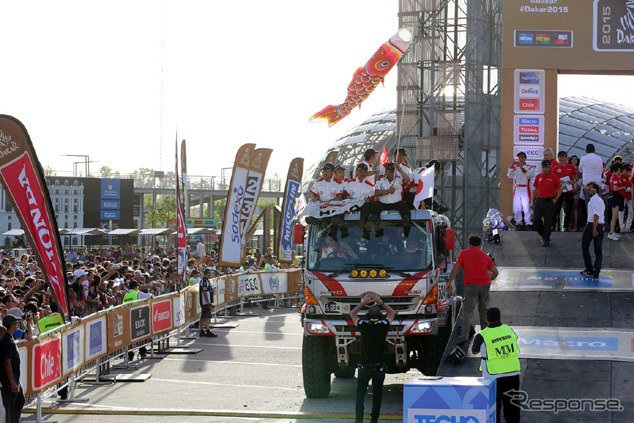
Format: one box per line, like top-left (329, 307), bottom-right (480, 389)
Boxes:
top-left (24, 308), bottom-right (412, 423)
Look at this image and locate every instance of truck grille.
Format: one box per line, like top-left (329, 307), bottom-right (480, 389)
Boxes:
top-left (327, 296), bottom-right (420, 312)
top-left (335, 324), bottom-right (405, 333)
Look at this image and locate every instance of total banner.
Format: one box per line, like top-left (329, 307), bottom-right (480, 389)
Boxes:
top-left (299, 198), bottom-right (366, 223)
top-left (219, 143), bottom-right (256, 267)
top-left (277, 158), bottom-right (303, 263)
top-left (0, 116), bottom-right (70, 321)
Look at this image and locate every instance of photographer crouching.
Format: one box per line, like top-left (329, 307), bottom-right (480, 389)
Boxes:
top-left (350, 292), bottom-right (397, 423)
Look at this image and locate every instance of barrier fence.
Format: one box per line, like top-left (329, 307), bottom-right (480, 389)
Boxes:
top-left (19, 269), bottom-right (303, 420)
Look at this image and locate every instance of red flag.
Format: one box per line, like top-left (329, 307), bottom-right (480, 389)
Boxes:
top-left (0, 116), bottom-right (70, 321)
top-left (379, 146), bottom-right (389, 167)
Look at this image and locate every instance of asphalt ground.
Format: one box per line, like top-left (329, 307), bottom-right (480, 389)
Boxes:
top-left (24, 307), bottom-right (415, 423)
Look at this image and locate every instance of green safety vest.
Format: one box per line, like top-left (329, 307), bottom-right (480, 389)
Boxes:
top-left (123, 290), bottom-right (140, 303)
top-left (480, 324), bottom-right (521, 375)
top-left (37, 313), bottom-right (64, 334)
top-left (264, 264), bottom-right (271, 271)
top-left (189, 277), bottom-right (198, 286)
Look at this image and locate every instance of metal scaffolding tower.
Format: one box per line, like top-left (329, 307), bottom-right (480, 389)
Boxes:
top-left (397, 0), bottom-right (502, 247)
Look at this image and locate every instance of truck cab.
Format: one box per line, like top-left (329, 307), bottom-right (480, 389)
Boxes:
top-left (301, 209), bottom-right (456, 398)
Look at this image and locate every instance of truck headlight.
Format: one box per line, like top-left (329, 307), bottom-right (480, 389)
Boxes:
top-left (306, 322), bottom-right (330, 334)
top-left (410, 321), bottom-right (434, 334)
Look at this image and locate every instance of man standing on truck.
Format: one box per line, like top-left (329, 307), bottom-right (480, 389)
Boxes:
top-left (446, 234), bottom-right (499, 345)
top-left (350, 292), bottom-right (397, 423)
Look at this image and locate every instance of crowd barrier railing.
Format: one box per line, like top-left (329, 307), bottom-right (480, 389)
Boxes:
top-left (19, 269), bottom-right (303, 421)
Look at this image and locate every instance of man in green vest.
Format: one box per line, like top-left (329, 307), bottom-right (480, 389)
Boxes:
top-left (472, 307), bottom-right (521, 423)
top-left (123, 281), bottom-right (151, 361)
top-left (36, 302), bottom-right (64, 335)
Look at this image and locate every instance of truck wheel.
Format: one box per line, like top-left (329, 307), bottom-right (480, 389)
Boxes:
top-left (333, 367), bottom-right (355, 378)
top-left (302, 336), bottom-right (332, 398)
top-left (420, 322), bottom-right (452, 376)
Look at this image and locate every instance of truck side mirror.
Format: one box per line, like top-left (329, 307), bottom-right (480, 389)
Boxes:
top-left (445, 229), bottom-right (455, 251)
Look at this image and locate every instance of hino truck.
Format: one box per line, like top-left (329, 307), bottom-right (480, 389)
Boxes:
top-left (301, 209), bottom-right (456, 398)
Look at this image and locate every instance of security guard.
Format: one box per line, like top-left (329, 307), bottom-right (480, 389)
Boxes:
top-left (350, 292), bottom-right (397, 423)
top-left (472, 307), bottom-right (521, 423)
top-left (36, 302), bottom-right (64, 335)
top-left (123, 281), bottom-right (151, 360)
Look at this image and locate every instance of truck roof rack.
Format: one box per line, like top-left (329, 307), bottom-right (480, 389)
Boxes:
top-left (343, 209), bottom-right (434, 221)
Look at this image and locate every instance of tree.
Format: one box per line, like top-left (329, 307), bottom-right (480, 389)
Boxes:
top-left (44, 166), bottom-right (54, 176)
top-left (144, 194), bottom-right (177, 227)
top-left (99, 166), bottom-right (112, 178)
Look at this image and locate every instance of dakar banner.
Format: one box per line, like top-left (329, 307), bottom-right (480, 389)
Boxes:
top-left (239, 147), bottom-right (273, 252)
top-left (277, 158), bottom-right (303, 263)
top-left (0, 116), bottom-right (70, 321)
top-left (175, 140), bottom-right (187, 284)
top-left (299, 198), bottom-right (366, 223)
top-left (219, 143), bottom-right (256, 267)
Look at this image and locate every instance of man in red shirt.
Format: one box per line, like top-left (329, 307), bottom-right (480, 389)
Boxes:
top-left (446, 234), bottom-right (499, 344)
top-left (552, 151), bottom-right (577, 232)
top-left (620, 164), bottom-right (633, 233)
top-left (532, 160), bottom-right (562, 247)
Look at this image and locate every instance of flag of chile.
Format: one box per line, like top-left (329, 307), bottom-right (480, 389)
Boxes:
top-left (0, 116), bottom-right (69, 320)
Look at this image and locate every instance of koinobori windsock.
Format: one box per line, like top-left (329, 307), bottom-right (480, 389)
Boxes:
top-left (310, 28), bottom-right (413, 127)
top-left (0, 116), bottom-right (70, 321)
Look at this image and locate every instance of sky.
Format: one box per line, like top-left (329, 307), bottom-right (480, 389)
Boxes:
top-left (1, 1), bottom-right (633, 181)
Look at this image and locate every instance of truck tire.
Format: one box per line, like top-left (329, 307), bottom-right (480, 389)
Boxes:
top-left (333, 367), bottom-right (355, 378)
top-left (420, 316), bottom-right (453, 376)
top-left (302, 336), bottom-right (332, 398)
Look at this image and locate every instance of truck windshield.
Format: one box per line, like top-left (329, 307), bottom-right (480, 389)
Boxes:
top-left (307, 221), bottom-right (433, 272)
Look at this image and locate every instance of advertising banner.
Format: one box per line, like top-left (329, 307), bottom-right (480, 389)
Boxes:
top-left (181, 139), bottom-right (189, 217)
top-left (277, 158), bottom-right (303, 263)
top-left (300, 198), bottom-right (366, 223)
top-left (219, 143), bottom-right (256, 267)
top-left (239, 148), bottom-right (273, 254)
top-left (85, 315), bottom-right (107, 362)
top-left (238, 273), bottom-right (262, 296)
top-left (130, 303), bottom-right (151, 342)
top-left (106, 304), bottom-right (130, 354)
top-left (172, 294), bottom-right (186, 328)
top-left (62, 324), bottom-right (84, 376)
top-left (18, 343), bottom-right (29, 396)
top-left (32, 335), bottom-right (62, 393)
top-left (224, 275), bottom-right (240, 304)
top-left (176, 140), bottom-right (187, 286)
top-left (185, 286), bottom-right (200, 321)
top-left (0, 116), bottom-right (70, 321)
top-left (260, 272), bottom-right (288, 295)
top-left (287, 270), bottom-right (303, 295)
top-left (213, 279), bottom-right (226, 306)
top-left (152, 298), bottom-right (173, 336)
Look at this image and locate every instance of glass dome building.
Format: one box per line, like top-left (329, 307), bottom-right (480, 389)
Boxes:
top-left (307, 97), bottom-right (634, 184)
top-left (558, 97), bottom-right (634, 163)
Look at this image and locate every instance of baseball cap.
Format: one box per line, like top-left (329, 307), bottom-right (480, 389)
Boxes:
top-left (516, 151), bottom-right (526, 158)
top-left (334, 164), bottom-right (346, 171)
top-left (321, 162), bottom-right (335, 171)
top-left (6, 308), bottom-right (23, 319)
top-left (384, 162), bottom-right (396, 171)
top-left (396, 148), bottom-right (407, 156)
top-left (356, 163), bottom-right (368, 170)
top-left (3, 314), bottom-right (21, 327)
top-left (129, 280), bottom-right (139, 289)
top-left (541, 159), bottom-right (552, 167)
top-left (73, 269), bottom-right (88, 278)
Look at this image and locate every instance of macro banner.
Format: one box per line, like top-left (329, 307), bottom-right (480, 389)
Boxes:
top-left (62, 323), bottom-right (85, 377)
top-left (0, 116), bottom-right (70, 321)
top-left (277, 158), bottom-right (303, 263)
top-left (240, 147), bottom-right (273, 254)
top-left (219, 143), bottom-right (256, 267)
top-left (84, 314), bottom-right (108, 363)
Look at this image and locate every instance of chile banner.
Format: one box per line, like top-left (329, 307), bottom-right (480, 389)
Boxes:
top-left (219, 143), bottom-right (256, 267)
top-left (276, 158), bottom-right (303, 263)
top-left (0, 116), bottom-right (69, 321)
top-left (175, 139), bottom-right (187, 285)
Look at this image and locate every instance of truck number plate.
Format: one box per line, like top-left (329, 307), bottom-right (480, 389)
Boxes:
top-left (324, 301), bottom-right (349, 314)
